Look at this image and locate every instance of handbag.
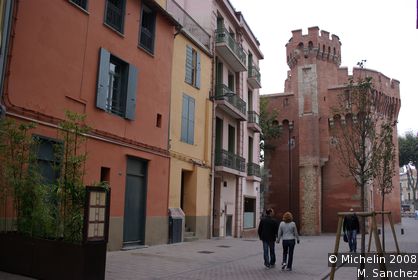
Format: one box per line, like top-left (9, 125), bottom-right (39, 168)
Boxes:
top-left (343, 232), bottom-right (348, 242)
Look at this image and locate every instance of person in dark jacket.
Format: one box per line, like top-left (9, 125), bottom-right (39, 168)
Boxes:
top-left (343, 208), bottom-right (360, 253)
top-left (258, 208), bottom-right (278, 268)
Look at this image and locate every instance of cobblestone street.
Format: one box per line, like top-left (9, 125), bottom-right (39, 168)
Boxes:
top-left (1, 218), bottom-right (416, 280)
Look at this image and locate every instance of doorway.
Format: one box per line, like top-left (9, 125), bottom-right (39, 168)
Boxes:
top-left (123, 157), bottom-right (147, 246)
top-left (213, 178), bottom-right (221, 237)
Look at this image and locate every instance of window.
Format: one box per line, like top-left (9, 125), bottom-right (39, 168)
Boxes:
top-left (248, 90), bottom-right (253, 111)
top-left (228, 125), bottom-right (235, 153)
top-left (228, 73), bottom-right (234, 91)
top-left (248, 52), bottom-right (253, 68)
top-left (156, 113), bottom-right (162, 128)
top-left (105, 0), bottom-right (125, 33)
top-left (248, 136), bottom-right (253, 163)
top-left (215, 117), bottom-right (223, 151)
top-left (100, 167), bottom-right (110, 182)
top-left (283, 98), bottom-right (289, 107)
top-left (243, 197), bottom-right (256, 229)
top-left (70, 0), bottom-right (88, 10)
top-left (96, 48), bottom-right (138, 120)
top-left (139, 4), bottom-right (156, 53)
top-left (216, 17), bottom-right (224, 29)
top-left (181, 94), bottom-right (195, 144)
top-left (185, 45), bottom-right (200, 88)
top-left (33, 136), bottom-right (61, 185)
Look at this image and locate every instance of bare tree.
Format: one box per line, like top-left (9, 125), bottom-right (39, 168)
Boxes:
top-left (330, 74), bottom-right (381, 279)
top-left (373, 121), bottom-right (396, 252)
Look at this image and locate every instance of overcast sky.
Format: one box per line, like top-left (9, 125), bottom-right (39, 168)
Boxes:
top-left (229, 0), bottom-right (417, 135)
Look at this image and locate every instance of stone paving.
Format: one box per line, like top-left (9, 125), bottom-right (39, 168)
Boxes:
top-left (1, 218), bottom-right (417, 279)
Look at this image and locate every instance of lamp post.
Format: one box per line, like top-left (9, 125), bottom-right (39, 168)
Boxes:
top-left (288, 121), bottom-right (294, 211)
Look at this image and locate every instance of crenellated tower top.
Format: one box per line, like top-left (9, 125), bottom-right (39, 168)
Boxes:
top-left (286, 26), bottom-right (342, 69)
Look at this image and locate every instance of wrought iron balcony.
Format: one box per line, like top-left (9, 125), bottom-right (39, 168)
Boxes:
top-left (215, 149), bottom-right (245, 173)
top-left (248, 64), bottom-right (261, 89)
top-left (247, 111), bottom-right (261, 132)
top-left (247, 162), bottom-right (261, 178)
top-left (214, 84), bottom-right (247, 120)
top-left (215, 28), bottom-right (247, 72)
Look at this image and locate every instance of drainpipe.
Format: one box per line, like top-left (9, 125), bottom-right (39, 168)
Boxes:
top-left (209, 37), bottom-right (216, 239)
top-left (0, 0), bottom-right (14, 119)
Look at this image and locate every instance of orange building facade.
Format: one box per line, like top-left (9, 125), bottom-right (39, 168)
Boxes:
top-left (264, 27), bottom-right (401, 234)
top-left (2, 0), bottom-right (178, 250)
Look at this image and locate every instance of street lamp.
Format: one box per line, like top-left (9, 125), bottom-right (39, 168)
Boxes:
top-left (288, 121), bottom-right (294, 211)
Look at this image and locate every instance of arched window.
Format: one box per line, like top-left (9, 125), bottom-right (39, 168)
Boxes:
top-left (308, 41), bottom-right (313, 50)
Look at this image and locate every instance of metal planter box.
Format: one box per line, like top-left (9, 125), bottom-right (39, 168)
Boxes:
top-left (0, 232), bottom-right (107, 280)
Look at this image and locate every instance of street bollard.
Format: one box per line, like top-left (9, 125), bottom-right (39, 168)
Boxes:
top-left (401, 228), bottom-right (404, 235)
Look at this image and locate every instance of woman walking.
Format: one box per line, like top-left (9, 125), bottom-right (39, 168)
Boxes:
top-left (277, 212), bottom-right (299, 271)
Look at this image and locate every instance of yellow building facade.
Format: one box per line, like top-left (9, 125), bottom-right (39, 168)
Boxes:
top-left (168, 1), bottom-right (213, 241)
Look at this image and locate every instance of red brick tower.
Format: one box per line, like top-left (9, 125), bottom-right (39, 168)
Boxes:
top-left (264, 27), bottom-right (401, 234)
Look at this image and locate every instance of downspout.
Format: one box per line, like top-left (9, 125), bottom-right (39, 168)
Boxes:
top-left (0, 0), bottom-right (15, 118)
top-left (209, 37), bottom-right (216, 239)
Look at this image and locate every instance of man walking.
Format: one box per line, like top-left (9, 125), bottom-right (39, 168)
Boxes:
top-left (343, 208), bottom-right (360, 253)
top-left (258, 208), bottom-right (278, 269)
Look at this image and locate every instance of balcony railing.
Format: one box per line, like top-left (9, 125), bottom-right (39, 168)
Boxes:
top-left (247, 162), bottom-right (261, 177)
top-left (248, 64), bottom-right (261, 88)
top-left (215, 84), bottom-right (246, 116)
top-left (248, 111), bottom-right (260, 125)
top-left (166, 0), bottom-right (211, 50)
top-left (215, 149), bottom-right (245, 172)
top-left (215, 28), bottom-right (246, 66)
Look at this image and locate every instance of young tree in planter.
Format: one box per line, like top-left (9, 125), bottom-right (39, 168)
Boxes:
top-left (0, 112), bottom-right (90, 242)
top-left (373, 121), bottom-right (396, 252)
top-left (330, 75), bottom-right (381, 276)
top-left (55, 111), bottom-right (90, 243)
top-left (398, 132), bottom-right (418, 208)
top-left (0, 118), bottom-right (41, 234)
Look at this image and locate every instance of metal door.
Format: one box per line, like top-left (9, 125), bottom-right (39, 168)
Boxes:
top-left (123, 157), bottom-right (147, 246)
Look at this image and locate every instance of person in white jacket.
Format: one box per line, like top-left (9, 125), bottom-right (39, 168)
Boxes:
top-left (277, 212), bottom-right (299, 271)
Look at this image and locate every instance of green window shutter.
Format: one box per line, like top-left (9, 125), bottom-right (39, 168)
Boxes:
top-left (185, 45), bottom-right (193, 84)
top-left (96, 48), bottom-right (110, 111)
top-left (125, 64), bottom-right (138, 120)
top-left (188, 97), bottom-right (195, 144)
top-left (181, 94), bottom-right (189, 142)
top-left (195, 52), bottom-right (201, 88)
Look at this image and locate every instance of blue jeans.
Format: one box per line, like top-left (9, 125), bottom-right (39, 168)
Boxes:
top-left (262, 240), bottom-right (276, 266)
top-left (282, 239), bottom-right (295, 269)
top-left (347, 230), bottom-right (357, 252)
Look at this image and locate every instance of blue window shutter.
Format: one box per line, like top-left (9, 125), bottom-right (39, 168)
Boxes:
top-left (188, 97), bottom-right (195, 144)
top-left (196, 52), bottom-right (201, 88)
top-left (96, 48), bottom-right (110, 111)
top-left (185, 45), bottom-right (193, 84)
top-left (125, 64), bottom-right (138, 120)
top-left (181, 94), bottom-right (189, 142)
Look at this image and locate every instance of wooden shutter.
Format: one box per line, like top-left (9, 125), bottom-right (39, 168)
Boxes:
top-left (181, 94), bottom-right (189, 142)
top-left (195, 52), bottom-right (201, 88)
top-left (185, 45), bottom-right (193, 84)
top-left (125, 64), bottom-right (138, 120)
top-left (188, 97), bottom-right (195, 144)
top-left (96, 48), bottom-right (110, 111)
